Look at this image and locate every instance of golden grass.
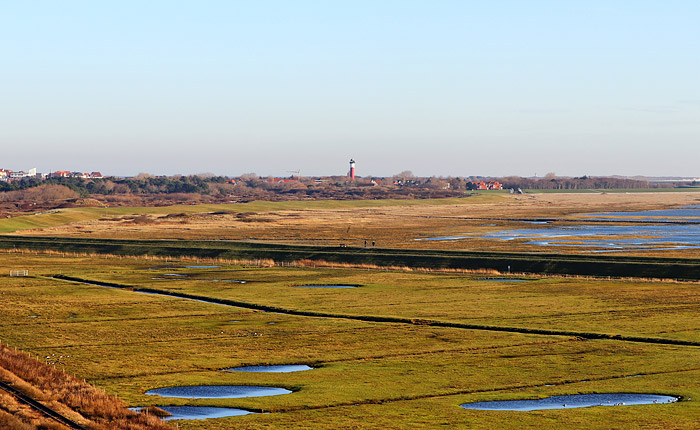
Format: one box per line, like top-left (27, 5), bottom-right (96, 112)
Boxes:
top-left (8, 191), bottom-right (700, 259)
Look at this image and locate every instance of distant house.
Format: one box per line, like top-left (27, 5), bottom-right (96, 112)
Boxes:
top-left (471, 180), bottom-right (503, 190)
top-left (488, 181), bottom-right (503, 190)
top-left (51, 171), bottom-right (71, 178)
top-left (87, 172), bottom-right (103, 179)
top-left (9, 168), bottom-right (36, 178)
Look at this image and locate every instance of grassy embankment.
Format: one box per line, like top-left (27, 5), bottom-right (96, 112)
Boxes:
top-left (2, 236), bottom-right (700, 280)
top-left (1, 252), bottom-right (700, 429)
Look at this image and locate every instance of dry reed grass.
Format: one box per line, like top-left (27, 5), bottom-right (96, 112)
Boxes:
top-left (0, 342), bottom-right (172, 430)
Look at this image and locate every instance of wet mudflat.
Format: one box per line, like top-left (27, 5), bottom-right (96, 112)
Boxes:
top-left (146, 385), bottom-right (292, 399)
top-left (416, 207), bottom-right (700, 251)
top-left (484, 224), bottom-right (700, 251)
top-left (461, 393), bottom-right (678, 411)
top-left (478, 207), bottom-right (700, 251)
top-left (591, 207), bottom-right (700, 218)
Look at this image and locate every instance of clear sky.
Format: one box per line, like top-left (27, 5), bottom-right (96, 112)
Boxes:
top-left (1, 1), bottom-right (698, 177)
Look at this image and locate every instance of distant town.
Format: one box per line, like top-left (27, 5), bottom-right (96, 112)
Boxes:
top-left (0, 168), bottom-right (103, 181)
top-left (2, 159), bottom-right (700, 213)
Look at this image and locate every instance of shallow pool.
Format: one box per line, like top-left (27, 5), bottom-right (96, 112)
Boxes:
top-left (461, 393), bottom-right (677, 411)
top-left (133, 406), bottom-right (254, 421)
top-left (225, 365), bottom-right (313, 373)
top-left (146, 385), bottom-right (292, 399)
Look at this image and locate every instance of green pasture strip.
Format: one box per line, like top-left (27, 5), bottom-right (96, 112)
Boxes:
top-left (48, 275), bottom-right (700, 348)
top-left (4, 235), bottom-right (700, 280)
top-left (0, 210), bottom-right (104, 234)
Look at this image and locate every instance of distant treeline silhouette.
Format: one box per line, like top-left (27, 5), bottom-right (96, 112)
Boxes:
top-left (0, 174), bottom-right (690, 200)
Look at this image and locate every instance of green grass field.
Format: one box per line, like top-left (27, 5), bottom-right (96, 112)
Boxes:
top-left (1, 252), bottom-right (699, 428)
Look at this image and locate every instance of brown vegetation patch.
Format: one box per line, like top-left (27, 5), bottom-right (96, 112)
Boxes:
top-left (0, 343), bottom-right (172, 430)
top-left (74, 199), bottom-right (104, 207)
top-left (0, 185), bottom-right (79, 205)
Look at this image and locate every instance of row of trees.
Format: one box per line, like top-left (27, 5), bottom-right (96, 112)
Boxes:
top-left (0, 175), bottom-right (212, 195)
top-left (497, 175), bottom-right (656, 190)
top-left (0, 173), bottom-right (683, 202)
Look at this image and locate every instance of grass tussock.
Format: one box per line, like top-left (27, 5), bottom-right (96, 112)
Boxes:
top-left (0, 342), bottom-right (172, 430)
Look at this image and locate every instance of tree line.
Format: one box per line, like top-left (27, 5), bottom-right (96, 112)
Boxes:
top-left (0, 173), bottom-right (687, 201)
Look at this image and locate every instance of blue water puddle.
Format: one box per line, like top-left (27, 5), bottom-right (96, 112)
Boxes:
top-left (461, 393), bottom-right (678, 411)
top-left (224, 365), bottom-right (313, 373)
top-left (293, 285), bottom-right (357, 288)
top-left (132, 406), bottom-right (254, 421)
top-left (146, 385), bottom-right (291, 399)
top-left (186, 265), bottom-right (221, 269)
top-left (162, 406), bottom-right (254, 421)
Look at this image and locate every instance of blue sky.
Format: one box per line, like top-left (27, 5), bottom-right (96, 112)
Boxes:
top-left (1, 1), bottom-right (698, 177)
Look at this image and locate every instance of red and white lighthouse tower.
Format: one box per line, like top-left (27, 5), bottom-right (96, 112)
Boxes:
top-left (349, 159), bottom-right (356, 179)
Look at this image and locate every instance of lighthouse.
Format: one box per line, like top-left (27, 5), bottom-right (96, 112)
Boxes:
top-left (349, 159), bottom-right (356, 179)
